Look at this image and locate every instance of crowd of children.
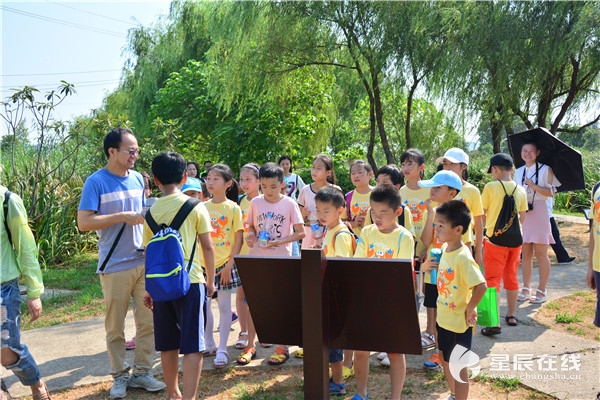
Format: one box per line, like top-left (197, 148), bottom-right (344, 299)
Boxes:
top-left (135, 144), bottom-right (597, 400)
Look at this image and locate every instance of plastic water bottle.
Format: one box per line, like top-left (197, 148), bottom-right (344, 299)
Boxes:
top-left (429, 248), bottom-right (442, 284)
top-left (258, 212), bottom-right (273, 247)
top-left (309, 210), bottom-right (323, 239)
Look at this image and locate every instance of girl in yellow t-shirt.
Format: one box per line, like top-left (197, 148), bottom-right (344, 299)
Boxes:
top-left (204, 164), bottom-right (244, 369)
top-left (345, 160), bottom-right (374, 238)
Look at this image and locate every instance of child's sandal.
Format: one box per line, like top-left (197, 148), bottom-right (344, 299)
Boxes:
top-left (236, 347), bottom-right (256, 365)
top-left (268, 347), bottom-right (290, 365)
top-left (235, 332), bottom-right (248, 349)
top-left (530, 289), bottom-right (547, 304)
top-left (517, 287), bottom-right (530, 302)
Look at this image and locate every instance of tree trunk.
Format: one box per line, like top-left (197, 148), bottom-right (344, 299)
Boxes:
top-left (490, 118), bottom-right (503, 154)
top-left (372, 74), bottom-right (395, 165)
top-left (367, 100), bottom-right (378, 172)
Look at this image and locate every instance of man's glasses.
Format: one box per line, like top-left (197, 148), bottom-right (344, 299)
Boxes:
top-left (116, 148), bottom-right (141, 156)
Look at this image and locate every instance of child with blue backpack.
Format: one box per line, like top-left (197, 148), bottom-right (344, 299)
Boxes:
top-left (142, 152), bottom-right (215, 400)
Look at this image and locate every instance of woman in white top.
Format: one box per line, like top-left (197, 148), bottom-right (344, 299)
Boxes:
top-left (278, 155), bottom-right (306, 200)
top-left (514, 141), bottom-right (561, 304)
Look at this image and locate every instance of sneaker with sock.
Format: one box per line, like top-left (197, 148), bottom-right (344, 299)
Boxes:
top-left (110, 374), bottom-right (129, 398)
top-left (444, 393), bottom-right (456, 400)
top-left (329, 379), bottom-right (347, 396)
top-left (128, 373), bottom-right (166, 392)
top-left (424, 352), bottom-right (441, 369)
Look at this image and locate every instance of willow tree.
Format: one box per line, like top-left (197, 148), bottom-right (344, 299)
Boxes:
top-left (205, 1), bottom-right (410, 169)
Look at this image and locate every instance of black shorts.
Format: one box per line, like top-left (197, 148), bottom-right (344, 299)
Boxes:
top-left (424, 283), bottom-right (438, 308)
top-left (436, 323), bottom-right (473, 362)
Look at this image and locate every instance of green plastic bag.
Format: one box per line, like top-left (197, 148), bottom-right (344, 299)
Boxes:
top-left (477, 287), bottom-right (499, 327)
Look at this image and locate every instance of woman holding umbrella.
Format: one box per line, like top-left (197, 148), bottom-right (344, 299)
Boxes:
top-left (514, 141), bottom-right (561, 306)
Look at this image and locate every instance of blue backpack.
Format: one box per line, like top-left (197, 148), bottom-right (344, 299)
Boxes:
top-left (145, 198), bottom-right (200, 302)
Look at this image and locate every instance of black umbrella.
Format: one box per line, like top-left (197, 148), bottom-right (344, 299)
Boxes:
top-left (507, 127), bottom-right (585, 193)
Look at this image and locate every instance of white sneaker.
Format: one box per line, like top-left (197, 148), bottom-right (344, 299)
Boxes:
top-left (128, 373), bottom-right (166, 392)
top-left (110, 375), bottom-right (129, 398)
top-left (377, 352), bottom-right (387, 360)
top-left (380, 355), bottom-right (390, 366)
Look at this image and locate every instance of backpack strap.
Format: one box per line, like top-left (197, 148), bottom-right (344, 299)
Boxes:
top-left (238, 194), bottom-right (247, 205)
top-left (99, 223), bottom-right (126, 272)
top-left (3, 190), bottom-right (13, 248)
top-left (332, 228), bottom-right (358, 253)
top-left (345, 190), bottom-right (354, 220)
top-left (169, 198), bottom-right (201, 230)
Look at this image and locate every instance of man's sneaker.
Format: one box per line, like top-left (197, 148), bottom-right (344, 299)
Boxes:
top-left (424, 352), bottom-right (441, 369)
top-left (329, 379), bottom-right (347, 396)
top-left (128, 373), bottom-right (166, 392)
top-left (558, 256), bottom-right (576, 265)
top-left (110, 375), bottom-right (129, 398)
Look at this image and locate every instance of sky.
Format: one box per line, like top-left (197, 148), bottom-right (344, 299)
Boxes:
top-left (1, 1), bottom-right (170, 136)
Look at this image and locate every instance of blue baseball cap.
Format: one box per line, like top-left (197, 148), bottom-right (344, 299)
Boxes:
top-left (182, 177), bottom-right (202, 194)
top-left (418, 170), bottom-right (462, 191)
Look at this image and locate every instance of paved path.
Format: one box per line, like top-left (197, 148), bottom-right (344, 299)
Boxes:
top-left (3, 216), bottom-right (598, 399)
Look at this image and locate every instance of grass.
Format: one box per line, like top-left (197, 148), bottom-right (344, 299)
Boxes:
top-left (21, 252), bottom-right (105, 330)
top-left (534, 290), bottom-right (599, 341)
top-left (555, 312), bottom-right (583, 324)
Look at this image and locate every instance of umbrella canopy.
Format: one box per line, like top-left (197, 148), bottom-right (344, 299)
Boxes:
top-left (507, 127), bottom-right (585, 193)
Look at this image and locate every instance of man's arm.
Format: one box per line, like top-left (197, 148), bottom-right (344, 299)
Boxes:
top-left (77, 209), bottom-right (144, 231)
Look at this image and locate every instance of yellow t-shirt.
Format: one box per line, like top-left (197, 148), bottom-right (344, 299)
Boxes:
top-left (205, 199), bottom-right (243, 267)
top-left (454, 182), bottom-right (484, 245)
top-left (592, 185), bottom-right (600, 272)
top-left (355, 224), bottom-right (414, 260)
top-left (481, 180), bottom-right (528, 234)
top-left (346, 190), bottom-right (371, 237)
top-left (400, 185), bottom-right (431, 255)
top-left (142, 193), bottom-right (212, 284)
top-left (436, 244), bottom-right (486, 333)
top-left (322, 223), bottom-right (356, 258)
top-left (239, 195), bottom-right (252, 256)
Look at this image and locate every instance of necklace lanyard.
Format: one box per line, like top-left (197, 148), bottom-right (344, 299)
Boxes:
top-left (522, 162), bottom-right (540, 186)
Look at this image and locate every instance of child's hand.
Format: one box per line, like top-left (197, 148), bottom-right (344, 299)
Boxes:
top-left (266, 239), bottom-right (281, 248)
top-left (301, 206), bottom-right (312, 219)
top-left (466, 307), bottom-right (477, 326)
top-left (355, 215), bottom-right (366, 225)
top-left (246, 232), bottom-right (257, 248)
top-left (425, 198), bottom-right (434, 213)
top-left (143, 292), bottom-right (153, 310)
top-left (218, 264), bottom-right (233, 286)
top-left (421, 256), bottom-right (438, 272)
top-left (418, 250), bottom-right (428, 263)
top-left (587, 269), bottom-right (596, 290)
top-left (206, 282), bottom-right (216, 298)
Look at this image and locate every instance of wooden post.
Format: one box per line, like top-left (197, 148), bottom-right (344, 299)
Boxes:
top-left (301, 249), bottom-right (329, 399)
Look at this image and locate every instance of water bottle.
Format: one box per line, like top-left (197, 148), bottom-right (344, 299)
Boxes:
top-left (429, 248), bottom-right (442, 284)
top-left (309, 209), bottom-right (323, 239)
top-left (258, 212), bottom-right (273, 247)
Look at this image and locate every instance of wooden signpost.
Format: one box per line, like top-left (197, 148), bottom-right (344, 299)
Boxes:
top-left (235, 249), bottom-right (421, 399)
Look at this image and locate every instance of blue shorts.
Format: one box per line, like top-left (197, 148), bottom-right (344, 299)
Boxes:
top-left (329, 348), bottom-right (343, 363)
top-left (436, 323), bottom-right (473, 361)
top-left (153, 283), bottom-right (206, 354)
top-left (1, 278), bottom-right (42, 386)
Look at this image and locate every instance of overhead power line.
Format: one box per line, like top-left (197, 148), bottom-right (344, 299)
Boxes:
top-left (1, 5), bottom-right (127, 38)
top-left (3, 69), bottom-right (121, 77)
top-left (45, 0), bottom-right (139, 27)
top-left (2, 79), bottom-right (121, 91)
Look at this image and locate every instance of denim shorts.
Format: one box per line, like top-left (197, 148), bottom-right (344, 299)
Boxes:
top-left (1, 278), bottom-right (42, 386)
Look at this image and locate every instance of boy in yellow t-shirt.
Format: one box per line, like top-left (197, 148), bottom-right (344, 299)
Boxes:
top-left (586, 182), bottom-right (600, 327)
top-left (422, 200), bottom-right (486, 400)
top-left (315, 186), bottom-right (356, 395)
top-left (142, 152), bottom-right (216, 400)
top-left (353, 184), bottom-right (414, 400)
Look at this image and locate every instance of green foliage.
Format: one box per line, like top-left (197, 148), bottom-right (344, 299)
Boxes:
top-left (555, 312), bottom-right (583, 324)
top-left (148, 60), bottom-right (333, 171)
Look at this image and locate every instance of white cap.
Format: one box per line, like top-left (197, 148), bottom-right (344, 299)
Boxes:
top-left (436, 148), bottom-right (469, 165)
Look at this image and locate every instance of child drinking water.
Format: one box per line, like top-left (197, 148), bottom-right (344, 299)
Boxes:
top-left (203, 164), bottom-right (244, 369)
top-left (345, 160), bottom-right (375, 238)
top-left (297, 154), bottom-right (341, 250)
